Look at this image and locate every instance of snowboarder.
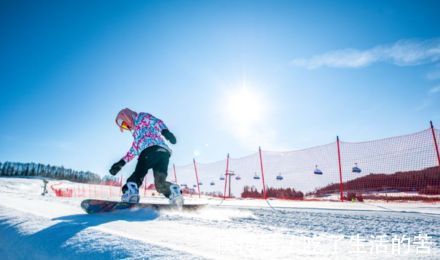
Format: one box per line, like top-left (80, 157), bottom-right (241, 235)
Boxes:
top-left (109, 108), bottom-right (183, 206)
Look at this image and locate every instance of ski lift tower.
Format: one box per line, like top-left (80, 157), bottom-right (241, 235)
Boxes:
top-left (227, 170), bottom-right (235, 198)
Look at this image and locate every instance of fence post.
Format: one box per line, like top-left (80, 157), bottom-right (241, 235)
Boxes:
top-left (119, 175), bottom-right (123, 196)
top-left (223, 154), bottom-right (229, 199)
top-left (143, 175), bottom-right (147, 197)
top-left (337, 136), bottom-right (344, 202)
top-left (193, 159), bottom-right (201, 198)
top-left (430, 121), bottom-right (440, 166)
top-left (259, 147), bottom-right (267, 199)
top-left (173, 164), bottom-right (178, 183)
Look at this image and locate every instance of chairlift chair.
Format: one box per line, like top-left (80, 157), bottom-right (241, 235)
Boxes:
top-left (314, 165), bottom-right (323, 175)
top-left (352, 163), bottom-right (362, 173)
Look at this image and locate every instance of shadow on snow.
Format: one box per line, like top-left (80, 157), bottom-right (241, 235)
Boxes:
top-left (21, 208), bottom-right (159, 259)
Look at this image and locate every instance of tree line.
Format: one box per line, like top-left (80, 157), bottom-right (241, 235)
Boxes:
top-left (241, 186), bottom-right (304, 199)
top-left (0, 161), bottom-right (101, 183)
top-left (311, 166), bottom-right (440, 196)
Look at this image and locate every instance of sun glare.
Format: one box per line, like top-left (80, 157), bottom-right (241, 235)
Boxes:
top-left (226, 87), bottom-right (264, 126)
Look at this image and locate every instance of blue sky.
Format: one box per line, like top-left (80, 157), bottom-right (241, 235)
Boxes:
top-left (1, 0), bottom-right (439, 176)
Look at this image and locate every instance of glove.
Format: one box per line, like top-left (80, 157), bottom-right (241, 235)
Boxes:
top-left (161, 129), bottom-right (177, 144)
top-left (109, 159), bottom-right (126, 175)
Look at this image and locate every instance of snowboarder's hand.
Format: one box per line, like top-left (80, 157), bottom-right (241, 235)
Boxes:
top-left (161, 129), bottom-right (177, 144)
top-left (109, 159), bottom-right (126, 175)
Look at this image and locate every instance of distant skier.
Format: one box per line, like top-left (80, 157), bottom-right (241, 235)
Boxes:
top-left (41, 179), bottom-right (48, 196)
top-left (109, 108), bottom-right (183, 206)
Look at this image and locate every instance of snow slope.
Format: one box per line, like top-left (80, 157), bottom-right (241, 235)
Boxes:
top-left (0, 177), bottom-right (439, 259)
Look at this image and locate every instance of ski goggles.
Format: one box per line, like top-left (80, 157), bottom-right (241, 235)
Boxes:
top-left (121, 121), bottom-right (130, 130)
top-left (116, 118), bottom-right (131, 130)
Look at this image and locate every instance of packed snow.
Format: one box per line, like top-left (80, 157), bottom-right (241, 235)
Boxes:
top-left (0, 177), bottom-right (439, 259)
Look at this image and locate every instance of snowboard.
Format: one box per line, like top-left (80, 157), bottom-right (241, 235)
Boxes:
top-left (80, 199), bottom-right (206, 214)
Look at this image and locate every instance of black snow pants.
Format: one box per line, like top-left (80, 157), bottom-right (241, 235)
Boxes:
top-left (122, 145), bottom-right (173, 198)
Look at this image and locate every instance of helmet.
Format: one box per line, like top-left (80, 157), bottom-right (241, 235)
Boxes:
top-left (115, 108), bottom-right (137, 132)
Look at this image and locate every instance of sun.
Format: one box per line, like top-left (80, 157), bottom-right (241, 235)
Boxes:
top-left (226, 87), bottom-right (264, 127)
top-left (218, 82), bottom-right (274, 147)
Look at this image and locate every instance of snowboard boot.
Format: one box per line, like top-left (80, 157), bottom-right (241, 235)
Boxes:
top-left (169, 184), bottom-right (184, 208)
top-left (121, 182), bottom-right (140, 203)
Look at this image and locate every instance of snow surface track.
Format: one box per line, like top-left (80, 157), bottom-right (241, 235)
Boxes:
top-left (0, 177), bottom-right (439, 259)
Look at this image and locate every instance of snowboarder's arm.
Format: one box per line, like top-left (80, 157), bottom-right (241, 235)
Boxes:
top-left (122, 141), bottom-right (140, 163)
top-left (154, 116), bottom-right (176, 144)
top-left (161, 129), bottom-right (176, 144)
